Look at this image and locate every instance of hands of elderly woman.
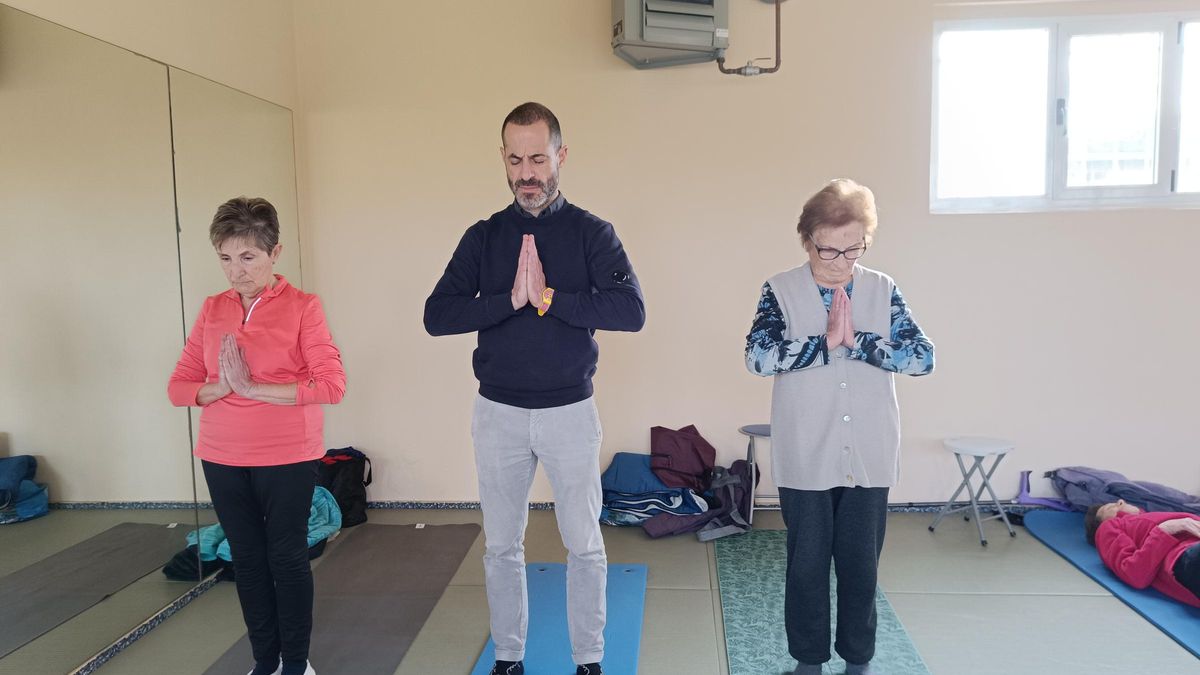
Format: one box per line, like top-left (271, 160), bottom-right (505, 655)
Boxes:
top-left (510, 235), bottom-right (549, 311)
top-left (827, 287), bottom-right (856, 350)
top-left (219, 333), bottom-right (257, 399)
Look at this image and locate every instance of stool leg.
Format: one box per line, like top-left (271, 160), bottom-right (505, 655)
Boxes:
top-left (929, 456), bottom-right (972, 532)
top-left (979, 453), bottom-right (1016, 537)
top-left (746, 437), bottom-right (755, 526)
top-left (960, 454), bottom-right (988, 546)
top-left (959, 457), bottom-right (985, 521)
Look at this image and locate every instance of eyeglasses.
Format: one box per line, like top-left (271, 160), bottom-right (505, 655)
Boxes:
top-left (812, 240), bottom-right (867, 261)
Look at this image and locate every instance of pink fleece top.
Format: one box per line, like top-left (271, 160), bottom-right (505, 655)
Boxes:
top-left (167, 275), bottom-right (346, 466)
top-left (1096, 511), bottom-right (1200, 608)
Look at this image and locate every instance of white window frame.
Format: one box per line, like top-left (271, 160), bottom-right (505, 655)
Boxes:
top-left (931, 13), bottom-right (1200, 214)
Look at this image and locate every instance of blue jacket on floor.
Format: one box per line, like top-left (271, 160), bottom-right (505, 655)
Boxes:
top-left (188, 486), bottom-right (342, 561)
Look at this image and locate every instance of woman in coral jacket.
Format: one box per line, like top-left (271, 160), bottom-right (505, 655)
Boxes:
top-left (1085, 500), bottom-right (1200, 608)
top-left (169, 197), bottom-right (346, 675)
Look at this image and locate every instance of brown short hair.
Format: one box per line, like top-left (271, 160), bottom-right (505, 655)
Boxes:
top-left (1084, 505), bottom-right (1103, 546)
top-left (796, 179), bottom-right (878, 247)
top-left (501, 102), bottom-right (562, 149)
top-left (209, 197), bottom-right (280, 253)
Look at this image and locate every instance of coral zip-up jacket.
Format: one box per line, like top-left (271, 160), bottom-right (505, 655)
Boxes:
top-left (1096, 511), bottom-right (1200, 608)
top-left (168, 275), bottom-right (346, 466)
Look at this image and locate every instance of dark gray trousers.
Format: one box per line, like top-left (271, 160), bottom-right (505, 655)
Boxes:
top-left (779, 486), bottom-right (889, 666)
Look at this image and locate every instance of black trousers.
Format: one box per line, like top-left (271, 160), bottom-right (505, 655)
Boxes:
top-left (202, 460), bottom-right (317, 666)
top-left (1173, 542), bottom-right (1200, 601)
top-left (779, 486), bottom-right (889, 666)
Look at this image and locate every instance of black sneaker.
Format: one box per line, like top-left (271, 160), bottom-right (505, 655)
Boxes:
top-left (575, 664), bottom-right (603, 675)
top-left (489, 661), bottom-right (524, 675)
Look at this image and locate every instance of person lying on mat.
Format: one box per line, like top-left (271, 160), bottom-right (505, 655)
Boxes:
top-left (744, 179), bottom-right (934, 675)
top-left (169, 197), bottom-right (346, 675)
top-left (1085, 500), bottom-right (1200, 608)
top-left (424, 102), bottom-right (645, 675)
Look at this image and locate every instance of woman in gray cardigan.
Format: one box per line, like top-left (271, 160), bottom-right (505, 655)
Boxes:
top-left (745, 179), bottom-right (934, 675)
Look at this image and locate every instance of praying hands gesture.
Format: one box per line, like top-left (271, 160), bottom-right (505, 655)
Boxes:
top-left (510, 234), bottom-right (548, 311)
top-left (825, 286), bottom-right (856, 350)
top-left (220, 333), bottom-right (257, 398)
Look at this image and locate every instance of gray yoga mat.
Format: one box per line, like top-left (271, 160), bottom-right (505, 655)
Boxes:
top-left (0, 521), bottom-right (188, 658)
top-left (205, 522), bottom-right (481, 675)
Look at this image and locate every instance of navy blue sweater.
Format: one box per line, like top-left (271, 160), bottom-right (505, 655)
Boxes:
top-left (424, 199), bottom-right (645, 408)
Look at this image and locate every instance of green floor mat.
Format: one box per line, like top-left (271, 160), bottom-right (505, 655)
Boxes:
top-left (715, 529), bottom-right (930, 675)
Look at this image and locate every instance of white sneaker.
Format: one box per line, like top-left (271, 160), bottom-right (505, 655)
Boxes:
top-left (248, 659), bottom-right (314, 675)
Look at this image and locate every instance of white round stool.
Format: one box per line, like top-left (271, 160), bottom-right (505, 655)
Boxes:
top-left (928, 436), bottom-right (1016, 546)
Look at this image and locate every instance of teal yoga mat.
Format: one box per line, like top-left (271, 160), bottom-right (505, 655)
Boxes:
top-left (1025, 509), bottom-right (1200, 658)
top-left (470, 563), bottom-right (647, 675)
top-left (715, 529), bottom-right (930, 675)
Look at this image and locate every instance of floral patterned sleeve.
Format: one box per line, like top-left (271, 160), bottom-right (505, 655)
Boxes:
top-left (744, 282), bottom-right (828, 377)
top-left (850, 285), bottom-right (935, 376)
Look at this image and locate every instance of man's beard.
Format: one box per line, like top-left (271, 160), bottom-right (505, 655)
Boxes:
top-left (510, 172), bottom-right (559, 211)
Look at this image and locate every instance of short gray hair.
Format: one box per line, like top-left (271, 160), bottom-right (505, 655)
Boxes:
top-left (209, 196), bottom-right (280, 252)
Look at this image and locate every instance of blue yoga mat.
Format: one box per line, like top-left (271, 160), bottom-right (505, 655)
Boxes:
top-left (1024, 509), bottom-right (1200, 658)
top-left (470, 563), bottom-right (647, 675)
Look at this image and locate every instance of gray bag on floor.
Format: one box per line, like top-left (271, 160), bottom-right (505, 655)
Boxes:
top-left (1047, 465), bottom-right (1200, 515)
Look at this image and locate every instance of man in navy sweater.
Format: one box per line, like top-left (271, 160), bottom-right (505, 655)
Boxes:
top-left (424, 102), bottom-right (644, 675)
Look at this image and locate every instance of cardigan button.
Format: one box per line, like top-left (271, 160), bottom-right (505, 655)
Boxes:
top-left (840, 382), bottom-right (847, 389)
top-left (842, 415), bottom-right (851, 422)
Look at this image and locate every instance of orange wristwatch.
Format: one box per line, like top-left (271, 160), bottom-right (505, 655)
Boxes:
top-left (537, 287), bottom-right (555, 316)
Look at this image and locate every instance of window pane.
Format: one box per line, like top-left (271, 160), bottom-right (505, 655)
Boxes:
top-left (1180, 23), bottom-right (1200, 193)
top-left (936, 29), bottom-right (1048, 199)
top-left (1066, 32), bottom-right (1162, 187)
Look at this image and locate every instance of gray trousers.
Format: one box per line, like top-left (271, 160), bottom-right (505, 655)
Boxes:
top-left (471, 394), bottom-right (607, 664)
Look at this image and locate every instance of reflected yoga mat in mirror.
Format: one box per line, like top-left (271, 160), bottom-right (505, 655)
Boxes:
top-left (0, 522), bottom-right (187, 658)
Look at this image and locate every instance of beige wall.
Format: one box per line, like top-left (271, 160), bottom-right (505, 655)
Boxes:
top-left (293, 0), bottom-right (1200, 503)
top-left (11, 0), bottom-right (1198, 502)
top-left (4, 0), bottom-right (297, 108)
